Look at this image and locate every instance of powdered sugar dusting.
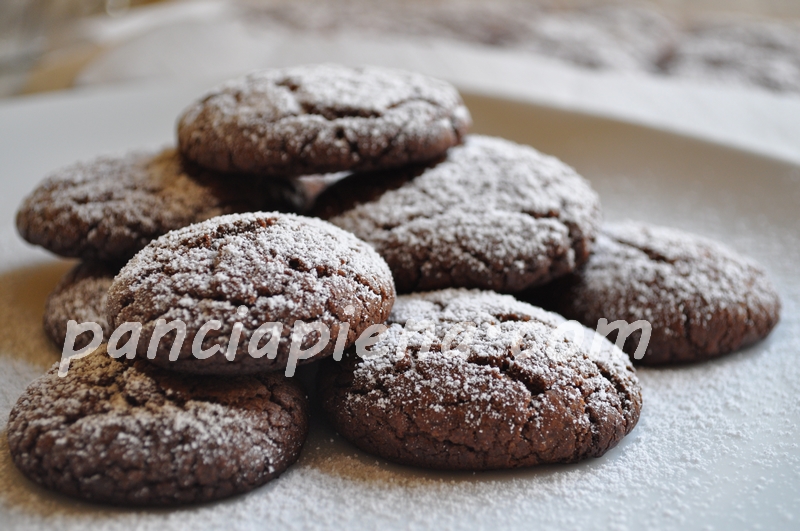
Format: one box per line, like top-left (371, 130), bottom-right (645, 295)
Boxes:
top-left (321, 135), bottom-right (601, 292)
top-left (106, 212), bottom-right (395, 372)
top-left (360, 288), bottom-right (636, 414)
top-left (5, 348), bottom-right (308, 505)
top-left (599, 221), bottom-right (779, 321)
top-left (43, 262), bottom-right (117, 349)
top-left (2, 77), bottom-right (799, 531)
top-left (318, 289), bottom-right (640, 469)
top-left (177, 64), bottom-right (471, 174)
top-left (15, 148), bottom-right (304, 261)
top-left (0, 184), bottom-right (797, 531)
top-left (532, 220), bottom-right (782, 363)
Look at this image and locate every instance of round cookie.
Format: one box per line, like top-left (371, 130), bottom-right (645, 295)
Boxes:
top-left (7, 347), bottom-right (308, 506)
top-left (106, 212), bottom-right (396, 375)
top-left (526, 221), bottom-right (782, 365)
top-left (312, 135), bottom-right (601, 293)
top-left (43, 261), bottom-right (118, 350)
top-left (16, 148), bottom-right (305, 261)
top-left (177, 64), bottom-right (471, 175)
top-left (318, 289), bottom-right (641, 470)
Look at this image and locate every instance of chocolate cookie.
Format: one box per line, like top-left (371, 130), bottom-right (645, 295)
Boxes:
top-left (43, 261), bottom-right (118, 350)
top-left (106, 212), bottom-right (396, 375)
top-left (16, 148), bottom-right (304, 261)
top-left (7, 347), bottom-right (308, 506)
top-left (318, 289), bottom-right (641, 470)
top-left (526, 221), bottom-right (781, 365)
top-left (312, 135), bottom-right (601, 293)
top-left (177, 64), bottom-right (471, 175)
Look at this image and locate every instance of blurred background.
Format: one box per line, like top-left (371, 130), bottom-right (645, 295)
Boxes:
top-left (2, 0), bottom-right (800, 98)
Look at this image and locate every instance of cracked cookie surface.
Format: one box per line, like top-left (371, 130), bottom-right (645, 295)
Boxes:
top-left (106, 212), bottom-right (396, 374)
top-left (6, 347), bottom-right (309, 506)
top-left (16, 148), bottom-right (305, 261)
top-left (312, 135), bottom-right (601, 293)
top-left (44, 261), bottom-right (119, 350)
top-left (526, 221), bottom-right (781, 365)
top-left (318, 288), bottom-right (641, 470)
top-left (177, 64), bottom-right (471, 175)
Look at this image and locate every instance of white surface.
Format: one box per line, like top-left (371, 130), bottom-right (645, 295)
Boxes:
top-left (0, 81), bottom-right (799, 530)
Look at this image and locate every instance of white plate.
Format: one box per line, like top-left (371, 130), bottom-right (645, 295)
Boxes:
top-left (0, 83), bottom-right (798, 531)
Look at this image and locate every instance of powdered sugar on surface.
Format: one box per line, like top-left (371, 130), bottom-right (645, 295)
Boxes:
top-left (2, 120), bottom-right (799, 530)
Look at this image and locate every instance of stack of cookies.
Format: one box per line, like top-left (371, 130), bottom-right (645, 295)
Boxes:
top-left (8, 64), bottom-right (781, 506)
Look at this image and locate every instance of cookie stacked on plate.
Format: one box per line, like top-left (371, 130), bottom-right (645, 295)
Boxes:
top-left (9, 64), bottom-right (780, 507)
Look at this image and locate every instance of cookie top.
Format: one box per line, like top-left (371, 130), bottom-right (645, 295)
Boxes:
top-left (177, 64), bottom-right (471, 175)
top-left (527, 221), bottom-right (782, 365)
top-left (16, 148), bottom-right (305, 261)
top-left (43, 261), bottom-right (118, 351)
top-left (318, 288), bottom-right (641, 470)
top-left (312, 135), bottom-right (601, 293)
top-left (106, 212), bottom-right (396, 374)
top-left (7, 348), bottom-right (308, 506)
